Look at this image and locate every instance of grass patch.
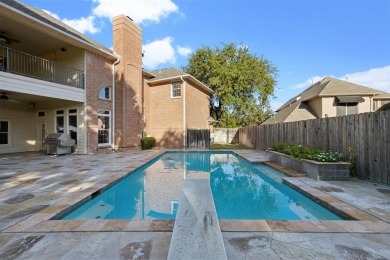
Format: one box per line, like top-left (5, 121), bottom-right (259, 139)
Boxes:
top-left (210, 143), bottom-right (250, 149)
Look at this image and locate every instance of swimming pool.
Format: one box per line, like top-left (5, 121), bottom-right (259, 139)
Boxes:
top-left (62, 152), bottom-right (342, 220)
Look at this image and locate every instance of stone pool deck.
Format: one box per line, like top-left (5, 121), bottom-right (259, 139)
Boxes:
top-left (0, 148), bottom-right (389, 259)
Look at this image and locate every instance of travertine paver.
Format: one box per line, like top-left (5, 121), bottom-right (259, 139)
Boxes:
top-left (223, 232), bottom-right (390, 259)
top-left (1, 148), bottom-right (390, 259)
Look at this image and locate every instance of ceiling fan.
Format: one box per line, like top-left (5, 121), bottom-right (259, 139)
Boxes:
top-left (0, 92), bottom-right (19, 103)
top-left (0, 31), bottom-right (20, 45)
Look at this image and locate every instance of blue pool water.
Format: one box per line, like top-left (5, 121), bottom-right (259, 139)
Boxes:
top-left (62, 152), bottom-right (342, 220)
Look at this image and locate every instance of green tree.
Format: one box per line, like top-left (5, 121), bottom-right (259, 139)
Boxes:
top-left (183, 43), bottom-right (277, 127)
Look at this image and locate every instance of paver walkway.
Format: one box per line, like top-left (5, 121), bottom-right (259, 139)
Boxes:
top-left (0, 149), bottom-right (389, 259)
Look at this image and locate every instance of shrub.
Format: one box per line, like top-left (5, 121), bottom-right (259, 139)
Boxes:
top-left (347, 147), bottom-right (357, 176)
top-left (141, 137), bottom-right (156, 150)
top-left (270, 143), bottom-right (344, 162)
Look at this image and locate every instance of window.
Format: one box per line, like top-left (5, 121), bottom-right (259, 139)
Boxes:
top-left (54, 109), bottom-right (78, 143)
top-left (171, 82), bottom-right (181, 98)
top-left (68, 109), bottom-right (78, 144)
top-left (0, 57), bottom-right (7, 71)
top-left (0, 120), bottom-right (10, 145)
top-left (56, 110), bottom-right (65, 133)
top-left (336, 103), bottom-right (358, 116)
top-left (99, 87), bottom-right (111, 100)
top-left (98, 110), bottom-right (111, 145)
top-left (37, 111), bottom-right (45, 117)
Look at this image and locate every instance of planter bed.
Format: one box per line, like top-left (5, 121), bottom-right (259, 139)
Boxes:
top-left (266, 151), bottom-right (350, 181)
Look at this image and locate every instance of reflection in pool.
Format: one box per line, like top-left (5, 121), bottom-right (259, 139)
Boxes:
top-left (62, 152), bottom-right (341, 220)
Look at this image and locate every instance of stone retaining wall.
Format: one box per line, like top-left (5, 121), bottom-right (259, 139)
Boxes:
top-left (267, 151), bottom-right (350, 181)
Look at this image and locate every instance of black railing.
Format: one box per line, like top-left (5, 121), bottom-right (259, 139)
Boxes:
top-left (0, 46), bottom-right (84, 89)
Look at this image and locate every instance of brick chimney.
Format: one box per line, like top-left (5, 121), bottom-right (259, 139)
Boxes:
top-left (113, 15), bottom-right (143, 148)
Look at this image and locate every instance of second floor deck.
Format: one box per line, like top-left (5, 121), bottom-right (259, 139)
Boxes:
top-left (1, 46), bottom-right (84, 89)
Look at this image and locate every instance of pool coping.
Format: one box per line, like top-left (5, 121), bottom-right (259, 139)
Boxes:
top-left (3, 150), bottom-right (390, 234)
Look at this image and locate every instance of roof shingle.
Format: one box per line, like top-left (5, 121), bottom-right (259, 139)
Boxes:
top-left (149, 68), bottom-right (188, 81)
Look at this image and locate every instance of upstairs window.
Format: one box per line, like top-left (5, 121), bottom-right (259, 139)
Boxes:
top-left (336, 103), bottom-right (358, 116)
top-left (99, 87), bottom-right (111, 100)
top-left (171, 82), bottom-right (181, 98)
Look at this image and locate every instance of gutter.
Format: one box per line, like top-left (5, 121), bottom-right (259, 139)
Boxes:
top-left (112, 54), bottom-right (121, 152)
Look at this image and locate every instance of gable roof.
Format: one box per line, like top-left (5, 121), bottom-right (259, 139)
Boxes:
top-left (1, 0), bottom-right (116, 59)
top-left (264, 77), bottom-right (388, 124)
top-left (286, 77), bottom-right (386, 109)
top-left (147, 67), bottom-right (214, 95)
top-left (150, 68), bottom-right (188, 80)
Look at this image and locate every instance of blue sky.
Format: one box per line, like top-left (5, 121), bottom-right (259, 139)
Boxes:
top-left (23, 0), bottom-right (390, 110)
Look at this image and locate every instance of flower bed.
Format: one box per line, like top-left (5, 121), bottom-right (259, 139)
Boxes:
top-left (270, 143), bottom-right (344, 162)
top-left (266, 147), bottom-right (350, 181)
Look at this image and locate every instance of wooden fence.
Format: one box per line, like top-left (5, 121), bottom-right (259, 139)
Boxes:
top-left (239, 111), bottom-right (390, 185)
top-left (187, 129), bottom-right (210, 149)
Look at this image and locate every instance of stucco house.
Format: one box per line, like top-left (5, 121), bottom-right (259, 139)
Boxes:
top-left (0, 0), bottom-right (212, 154)
top-left (263, 77), bottom-right (390, 124)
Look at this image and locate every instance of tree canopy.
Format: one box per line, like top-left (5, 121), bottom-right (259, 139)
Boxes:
top-left (183, 43), bottom-right (277, 127)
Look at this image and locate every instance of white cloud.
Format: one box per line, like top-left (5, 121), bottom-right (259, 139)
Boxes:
top-left (343, 66), bottom-right (390, 92)
top-left (42, 10), bottom-right (100, 34)
top-left (177, 46), bottom-right (193, 57)
top-left (290, 76), bottom-right (326, 90)
top-left (62, 16), bottom-right (100, 34)
top-left (270, 101), bottom-right (285, 112)
top-left (142, 37), bottom-right (176, 69)
top-left (92, 0), bottom-right (179, 24)
top-left (289, 65), bottom-right (390, 93)
top-left (43, 9), bottom-right (60, 20)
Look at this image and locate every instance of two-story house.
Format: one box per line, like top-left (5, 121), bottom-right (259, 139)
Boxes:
top-left (143, 68), bottom-right (213, 148)
top-left (0, 0), bottom-right (212, 154)
top-left (263, 77), bottom-right (390, 124)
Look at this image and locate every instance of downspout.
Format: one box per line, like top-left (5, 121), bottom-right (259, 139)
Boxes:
top-left (181, 76), bottom-right (186, 149)
top-left (370, 94), bottom-right (376, 112)
top-left (84, 50), bottom-right (88, 154)
top-left (112, 54), bottom-right (121, 152)
top-left (141, 74), bottom-right (145, 138)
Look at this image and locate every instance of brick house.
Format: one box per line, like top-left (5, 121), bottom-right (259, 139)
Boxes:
top-left (143, 68), bottom-right (213, 148)
top-left (263, 77), bottom-right (390, 124)
top-left (0, 0), bottom-right (212, 154)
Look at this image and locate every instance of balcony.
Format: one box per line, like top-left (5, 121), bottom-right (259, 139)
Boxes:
top-left (0, 46), bottom-right (84, 89)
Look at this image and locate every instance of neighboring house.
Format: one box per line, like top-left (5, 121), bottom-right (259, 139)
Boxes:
top-left (0, 0), bottom-right (212, 154)
top-left (143, 68), bottom-right (213, 148)
top-left (263, 77), bottom-right (390, 124)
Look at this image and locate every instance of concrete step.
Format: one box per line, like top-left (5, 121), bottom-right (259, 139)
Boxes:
top-left (167, 179), bottom-right (227, 260)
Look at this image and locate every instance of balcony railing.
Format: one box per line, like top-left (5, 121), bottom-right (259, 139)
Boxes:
top-left (0, 46), bottom-right (84, 89)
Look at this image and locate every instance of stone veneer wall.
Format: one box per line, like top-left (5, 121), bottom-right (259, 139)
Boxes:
top-left (267, 151), bottom-right (350, 181)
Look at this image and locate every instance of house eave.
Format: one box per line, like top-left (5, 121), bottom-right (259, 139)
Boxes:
top-left (0, 2), bottom-right (118, 61)
top-left (147, 75), bottom-right (214, 95)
